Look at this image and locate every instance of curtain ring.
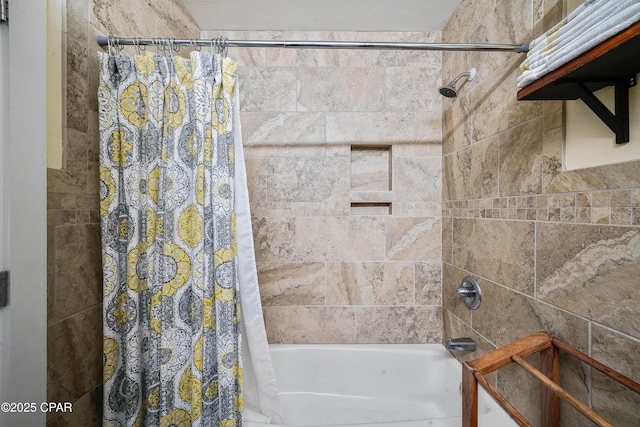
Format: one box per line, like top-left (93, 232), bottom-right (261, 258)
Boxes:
top-left (166, 38), bottom-right (175, 60)
top-left (107, 36), bottom-right (115, 56)
top-left (172, 38), bottom-right (180, 53)
top-left (133, 38), bottom-right (141, 56)
top-left (221, 36), bottom-right (229, 57)
top-left (191, 39), bottom-right (201, 52)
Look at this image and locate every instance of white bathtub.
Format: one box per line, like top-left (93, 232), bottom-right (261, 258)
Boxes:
top-left (245, 344), bottom-right (518, 427)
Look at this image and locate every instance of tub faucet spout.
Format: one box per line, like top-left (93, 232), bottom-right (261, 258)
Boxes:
top-left (446, 337), bottom-right (476, 352)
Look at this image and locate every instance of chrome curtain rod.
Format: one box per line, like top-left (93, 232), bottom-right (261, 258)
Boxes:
top-left (96, 36), bottom-right (529, 53)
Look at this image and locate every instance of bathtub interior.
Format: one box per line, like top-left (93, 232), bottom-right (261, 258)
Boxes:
top-left (245, 344), bottom-right (518, 427)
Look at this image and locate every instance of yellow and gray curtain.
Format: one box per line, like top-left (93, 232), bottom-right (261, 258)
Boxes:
top-left (98, 49), bottom-right (282, 426)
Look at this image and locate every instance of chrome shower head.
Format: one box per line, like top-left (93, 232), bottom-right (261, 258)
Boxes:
top-left (438, 67), bottom-right (476, 98)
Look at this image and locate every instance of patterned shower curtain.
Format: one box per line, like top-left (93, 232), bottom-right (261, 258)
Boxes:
top-left (99, 50), bottom-right (247, 426)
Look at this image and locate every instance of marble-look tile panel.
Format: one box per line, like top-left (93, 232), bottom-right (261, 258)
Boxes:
top-left (326, 262), bottom-right (414, 305)
top-left (241, 112), bottom-right (326, 155)
top-left (47, 305), bottom-right (102, 404)
top-left (466, 60), bottom-right (541, 143)
top-left (385, 217), bottom-right (441, 261)
top-left (385, 68), bottom-right (441, 112)
top-left (146, 0), bottom-right (199, 40)
top-left (471, 277), bottom-right (589, 350)
top-left (67, 37), bottom-right (89, 133)
top-left (47, 386), bottom-right (102, 426)
top-left (537, 223), bottom-right (640, 337)
top-left (326, 112), bottom-right (415, 145)
top-left (297, 67), bottom-right (385, 112)
top-left (411, 112), bottom-right (443, 156)
top-left (264, 306), bottom-right (355, 343)
top-left (591, 325), bottom-right (640, 426)
top-left (442, 217), bottom-right (453, 264)
top-left (252, 217), bottom-right (296, 261)
top-left (443, 309), bottom-right (497, 367)
top-left (415, 262), bottom-right (441, 306)
top-left (592, 325), bottom-right (640, 382)
top-left (350, 146), bottom-right (391, 192)
top-left (355, 306), bottom-right (442, 343)
top-left (499, 118), bottom-right (543, 196)
top-left (393, 157), bottom-right (441, 202)
top-left (452, 218), bottom-right (535, 294)
top-left (295, 216), bottom-right (386, 261)
top-left (54, 224), bottom-right (102, 320)
top-left (267, 157), bottom-right (349, 202)
top-left (443, 135), bottom-right (499, 201)
top-left (441, 98), bottom-right (470, 155)
top-left (92, 0), bottom-right (161, 40)
top-left (67, 0), bottom-right (88, 44)
top-left (257, 262), bottom-right (326, 306)
top-left (239, 67), bottom-right (297, 112)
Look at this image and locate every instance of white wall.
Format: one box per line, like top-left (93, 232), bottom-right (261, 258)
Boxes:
top-left (1, 0), bottom-right (48, 425)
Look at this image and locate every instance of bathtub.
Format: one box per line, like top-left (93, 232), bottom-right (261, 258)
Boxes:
top-left (245, 344), bottom-right (518, 427)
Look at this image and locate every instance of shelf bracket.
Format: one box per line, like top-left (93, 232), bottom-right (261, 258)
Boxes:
top-left (568, 77), bottom-right (635, 144)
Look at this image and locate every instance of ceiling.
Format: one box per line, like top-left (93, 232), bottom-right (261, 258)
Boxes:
top-left (179, 0), bottom-right (464, 32)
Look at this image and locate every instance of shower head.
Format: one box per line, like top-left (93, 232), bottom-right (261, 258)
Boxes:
top-left (438, 67), bottom-right (476, 98)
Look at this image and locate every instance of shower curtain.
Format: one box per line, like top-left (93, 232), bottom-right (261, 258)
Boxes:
top-left (98, 49), bottom-right (284, 426)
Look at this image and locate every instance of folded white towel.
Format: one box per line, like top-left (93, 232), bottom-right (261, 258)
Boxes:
top-left (522, 0), bottom-right (637, 70)
top-left (518, 1), bottom-right (640, 88)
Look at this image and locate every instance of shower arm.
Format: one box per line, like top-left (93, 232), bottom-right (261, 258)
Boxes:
top-left (96, 36), bottom-right (529, 53)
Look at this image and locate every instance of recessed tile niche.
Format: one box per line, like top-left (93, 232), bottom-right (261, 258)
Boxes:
top-left (350, 145), bottom-right (392, 215)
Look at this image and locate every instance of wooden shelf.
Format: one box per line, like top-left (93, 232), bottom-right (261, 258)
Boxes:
top-left (517, 21), bottom-right (640, 144)
top-left (517, 20), bottom-right (640, 101)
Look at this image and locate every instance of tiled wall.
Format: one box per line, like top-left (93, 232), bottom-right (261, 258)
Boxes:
top-left (202, 30), bottom-right (445, 343)
top-left (46, 1), bottom-right (198, 425)
top-left (441, 0), bottom-right (640, 425)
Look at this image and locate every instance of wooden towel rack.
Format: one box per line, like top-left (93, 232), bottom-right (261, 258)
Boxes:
top-left (462, 332), bottom-right (640, 427)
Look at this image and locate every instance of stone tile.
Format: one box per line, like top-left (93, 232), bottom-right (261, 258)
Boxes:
top-left (53, 224), bottom-right (102, 319)
top-left (591, 207), bottom-right (611, 224)
top-left (350, 146), bottom-right (391, 192)
top-left (238, 67), bottom-right (297, 112)
top-left (415, 262), bottom-right (441, 305)
top-left (537, 223), bottom-right (640, 337)
top-left (66, 0), bottom-right (88, 44)
top-left (48, 305), bottom-right (102, 404)
top-left (452, 218), bottom-right (535, 294)
top-left (92, 0), bottom-right (163, 41)
top-left (252, 217), bottom-right (296, 261)
top-left (47, 386), bottom-right (102, 426)
top-left (266, 156), bottom-right (349, 202)
top-left (296, 216), bottom-right (386, 261)
top-left (472, 277), bottom-right (589, 351)
top-left (442, 217), bottom-right (453, 264)
top-left (297, 67), bottom-right (385, 112)
top-left (443, 136), bottom-right (499, 201)
top-left (257, 262), bottom-right (326, 306)
top-left (326, 262), bottom-right (414, 305)
top-left (385, 217), bottom-right (441, 261)
top-left (326, 113), bottom-right (415, 145)
top-left (591, 325), bottom-right (640, 426)
top-left (264, 306), bottom-right (355, 343)
top-left (393, 157), bottom-right (441, 202)
top-left (147, 0), bottom-right (199, 40)
top-left (355, 306), bottom-right (442, 344)
top-left (241, 112), bottom-right (326, 155)
top-left (499, 118), bottom-right (543, 196)
top-left (385, 68), bottom-right (441, 112)
top-left (67, 38), bottom-right (89, 133)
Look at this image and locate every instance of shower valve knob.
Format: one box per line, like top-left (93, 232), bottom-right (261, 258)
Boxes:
top-left (456, 276), bottom-right (482, 310)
